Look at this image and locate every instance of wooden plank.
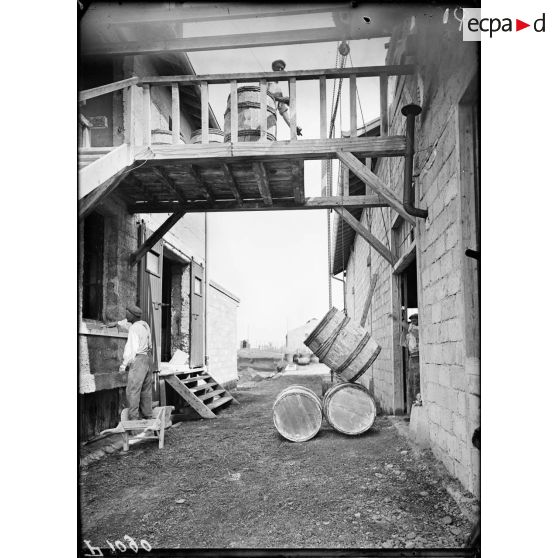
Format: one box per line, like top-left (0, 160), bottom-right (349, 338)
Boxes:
top-left (150, 165), bottom-right (190, 203)
top-left (138, 65), bottom-right (416, 86)
top-left (171, 83), bottom-right (180, 144)
top-left (221, 164), bottom-right (243, 206)
top-left (82, 29), bottom-right (410, 57)
top-left (336, 150), bottom-right (415, 226)
top-left (92, 371), bottom-right (128, 391)
top-left (164, 374), bottom-right (216, 418)
top-left (380, 75), bottom-right (389, 135)
top-left (230, 80), bottom-right (238, 143)
top-left (392, 240), bottom-right (417, 274)
top-left (139, 136), bottom-right (406, 164)
top-left (260, 79), bottom-right (267, 141)
top-left (85, 3), bottom-right (350, 26)
top-left (293, 161), bottom-right (305, 205)
top-left (334, 207), bottom-right (397, 265)
top-left (129, 211), bottom-right (188, 267)
top-left (78, 143), bottom-right (131, 199)
top-left (129, 195), bottom-right (389, 214)
top-left (187, 164), bottom-right (215, 203)
top-left (207, 395), bottom-right (233, 410)
top-left (253, 162), bottom-right (273, 205)
top-left (79, 166), bottom-right (130, 221)
top-left (289, 78), bottom-right (297, 141)
top-left (360, 273), bottom-right (379, 328)
top-left (79, 76), bottom-right (139, 102)
top-left (82, 126), bottom-right (91, 148)
top-left (342, 164), bottom-right (350, 196)
top-left (350, 74), bottom-right (357, 138)
top-left (143, 85), bottom-right (151, 146)
top-left (200, 81), bottom-right (209, 144)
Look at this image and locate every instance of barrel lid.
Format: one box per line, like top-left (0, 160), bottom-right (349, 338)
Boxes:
top-left (323, 382), bottom-right (376, 436)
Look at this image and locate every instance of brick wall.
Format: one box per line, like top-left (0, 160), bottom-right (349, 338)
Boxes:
top-left (207, 281), bottom-right (239, 389)
top-left (342, 17), bottom-right (479, 495)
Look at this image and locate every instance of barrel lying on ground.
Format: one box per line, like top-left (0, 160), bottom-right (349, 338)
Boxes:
top-left (304, 307), bottom-right (381, 382)
top-left (272, 385), bottom-right (322, 442)
top-left (323, 382), bottom-right (376, 435)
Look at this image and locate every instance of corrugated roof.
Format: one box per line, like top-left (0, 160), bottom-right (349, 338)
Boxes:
top-left (331, 117), bottom-right (381, 275)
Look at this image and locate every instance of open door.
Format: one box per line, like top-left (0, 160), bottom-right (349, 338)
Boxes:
top-left (190, 260), bottom-right (205, 368)
top-left (138, 223), bottom-right (163, 372)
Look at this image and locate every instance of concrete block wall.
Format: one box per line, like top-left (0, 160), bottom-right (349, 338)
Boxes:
top-left (342, 18), bottom-right (479, 495)
top-left (207, 281), bottom-right (240, 389)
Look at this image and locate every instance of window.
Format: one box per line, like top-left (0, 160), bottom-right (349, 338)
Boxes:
top-left (82, 212), bottom-right (104, 320)
top-left (146, 250), bottom-right (160, 276)
top-left (194, 277), bottom-right (202, 296)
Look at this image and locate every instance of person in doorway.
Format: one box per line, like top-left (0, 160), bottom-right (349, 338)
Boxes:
top-left (405, 313), bottom-right (421, 406)
top-left (269, 59), bottom-right (303, 136)
top-left (119, 305), bottom-right (153, 420)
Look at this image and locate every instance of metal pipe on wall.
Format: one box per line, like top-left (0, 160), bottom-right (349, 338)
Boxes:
top-left (401, 104), bottom-right (428, 219)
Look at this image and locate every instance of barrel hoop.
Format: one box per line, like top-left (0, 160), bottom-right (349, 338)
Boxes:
top-left (224, 102), bottom-right (277, 116)
top-left (314, 315), bottom-right (351, 361)
top-left (224, 131), bottom-right (276, 142)
top-left (304, 307), bottom-right (339, 347)
top-left (346, 344), bottom-right (382, 382)
top-left (336, 332), bottom-right (371, 375)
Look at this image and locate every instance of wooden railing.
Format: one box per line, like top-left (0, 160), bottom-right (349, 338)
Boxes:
top-left (79, 113), bottom-right (93, 148)
top-left (137, 64), bottom-right (415, 146)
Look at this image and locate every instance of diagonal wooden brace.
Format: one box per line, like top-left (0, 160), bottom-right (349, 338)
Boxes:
top-left (336, 150), bottom-right (416, 227)
top-left (334, 207), bottom-right (397, 266)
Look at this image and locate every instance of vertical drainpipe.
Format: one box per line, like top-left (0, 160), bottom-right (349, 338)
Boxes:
top-left (204, 212), bottom-right (209, 368)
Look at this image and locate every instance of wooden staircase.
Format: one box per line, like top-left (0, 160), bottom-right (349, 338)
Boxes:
top-left (162, 368), bottom-right (238, 419)
top-left (78, 147), bottom-right (115, 170)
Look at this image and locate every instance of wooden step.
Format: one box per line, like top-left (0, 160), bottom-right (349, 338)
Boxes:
top-left (197, 389), bottom-right (225, 401)
top-left (190, 381), bottom-right (217, 393)
top-left (182, 374), bottom-right (211, 384)
top-left (206, 395), bottom-right (233, 410)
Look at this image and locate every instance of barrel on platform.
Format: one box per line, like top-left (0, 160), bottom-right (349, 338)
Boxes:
top-left (323, 382), bottom-right (376, 436)
top-left (272, 385), bottom-right (322, 442)
top-left (224, 85), bottom-right (277, 142)
top-left (304, 307), bottom-right (381, 382)
top-left (190, 128), bottom-right (225, 144)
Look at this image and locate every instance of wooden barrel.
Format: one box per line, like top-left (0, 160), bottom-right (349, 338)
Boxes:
top-left (273, 385), bottom-right (322, 442)
top-left (190, 128), bottom-right (224, 144)
top-left (323, 382), bottom-right (376, 435)
top-left (151, 128), bottom-right (173, 144)
top-left (304, 308), bottom-right (381, 383)
top-left (224, 85), bottom-right (277, 142)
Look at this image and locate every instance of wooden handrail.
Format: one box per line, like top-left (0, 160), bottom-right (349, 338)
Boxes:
top-left (80, 113), bottom-right (93, 128)
top-left (138, 65), bottom-right (415, 86)
top-left (79, 76), bottom-right (139, 102)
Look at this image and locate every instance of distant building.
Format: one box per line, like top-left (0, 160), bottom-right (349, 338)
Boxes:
top-left (286, 319), bottom-right (319, 356)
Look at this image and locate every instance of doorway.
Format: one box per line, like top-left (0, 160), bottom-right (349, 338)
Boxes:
top-left (161, 256), bottom-right (173, 363)
top-left (399, 258), bottom-right (419, 414)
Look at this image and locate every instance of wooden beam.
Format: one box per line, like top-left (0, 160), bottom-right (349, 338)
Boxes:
top-left (293, 161), bottom-right (305, 205)
top-left (79, 76), bottom-right (139, 102)
top-left (334, 207), bottom-right (397, 266)
top-left (221, 164), bottom-right (243, 206)
top-left (349, 74), bottom-right (357, 138)
top-left (129, 195), bottom-right (389, 214)
top-left (138, 65), bottom-right (416, 86)
top-left (150, 166), bottom-right (190, 203)
top-left (82, 28), bottom-right (402, 57)
top-left (130, 211), bottom-right (188, 267)
top-left (171, 83), bottom-right (180, 144)
top-left (360, 273), bottom-right (379, 328)
top-left (230, 80), bottom-right (238, 143)
top-left (201, 81), bottom-right (209, 144)
top-left (187, 164), bottom-right (214, 203)
top-left (336, 150), bottom-right (415, 226)
top-left (253, 162), bottom-right (273, 206)
top-left (320, 76), bottom-right (327, 196)
top-left (379, 75), bottom-right (389, 136)
top-left (163, 375), bottom-right (216, 419)
top-left (84, 3), bottom-right (350, 26)
top-left (139, 136), bottom-right (406, 164)
top-left (260, 79), bottom-right (267, 141)
top-left (289, 78), bottom-right (297, 141)
top-left (79, 166), bottom-right (130, 221)
top-left (392, 240), bottom-right (417, 274)
top-left (342, 164), bottom-right (350, 197)
top-left (143, 85), bottom-right (151, 146)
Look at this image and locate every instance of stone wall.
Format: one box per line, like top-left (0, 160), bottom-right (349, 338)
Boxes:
top-left (207, 281), bottom-right (239, 389)
top-left (341, 16), bottom-right (479, 495)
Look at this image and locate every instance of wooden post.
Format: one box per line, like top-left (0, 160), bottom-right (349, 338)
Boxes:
top-left (201, 81), bottom-right (209, 143)
top-left (123, 84), bottom-right (134, 146)
top-left (142, 84), bottom-right (151, 146)
top-left (82, 125), bottom-right (91, 148)
top-left (350, 74), bottom-right (357, 138)
top-left (259, 79), bottom-right (267, 141)
top-left (342, 164), bottom-right (350, 197)
top-left (289, 77), bottom-right (297, 141)
top-left (171, 83), bottom-right (180, 144)
top-left (380, 75), bottom-right (388, 136)
top-left (230, 79), bottom-right (238, 143)
top-left (320, 76), bottom-right (327, 195)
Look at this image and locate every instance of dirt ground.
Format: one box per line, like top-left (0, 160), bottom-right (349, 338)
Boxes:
top-left (80, 371), bottom-right (478, 550)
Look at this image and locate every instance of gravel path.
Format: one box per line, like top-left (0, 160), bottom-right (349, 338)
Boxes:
top-left (80, 373), bottom-right (478, 549)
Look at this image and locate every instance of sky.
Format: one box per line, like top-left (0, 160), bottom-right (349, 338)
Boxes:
top-left (186, 15), bottom-right (389, 347)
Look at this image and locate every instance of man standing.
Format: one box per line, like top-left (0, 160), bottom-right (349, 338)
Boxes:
top-left (269, 59), bottom-right (302, 136)
top-left (405, 313), bottom-right (420, 406)
top-left (119, 305), bottom-right (153, 420)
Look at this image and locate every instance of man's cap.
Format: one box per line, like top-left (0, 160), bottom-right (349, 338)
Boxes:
top-left (408, 313), bottom-right (418, 321)
top-left (126, 305), bottom-right (143, 318)
top-left (272, 59), bottom-right (286, 70)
